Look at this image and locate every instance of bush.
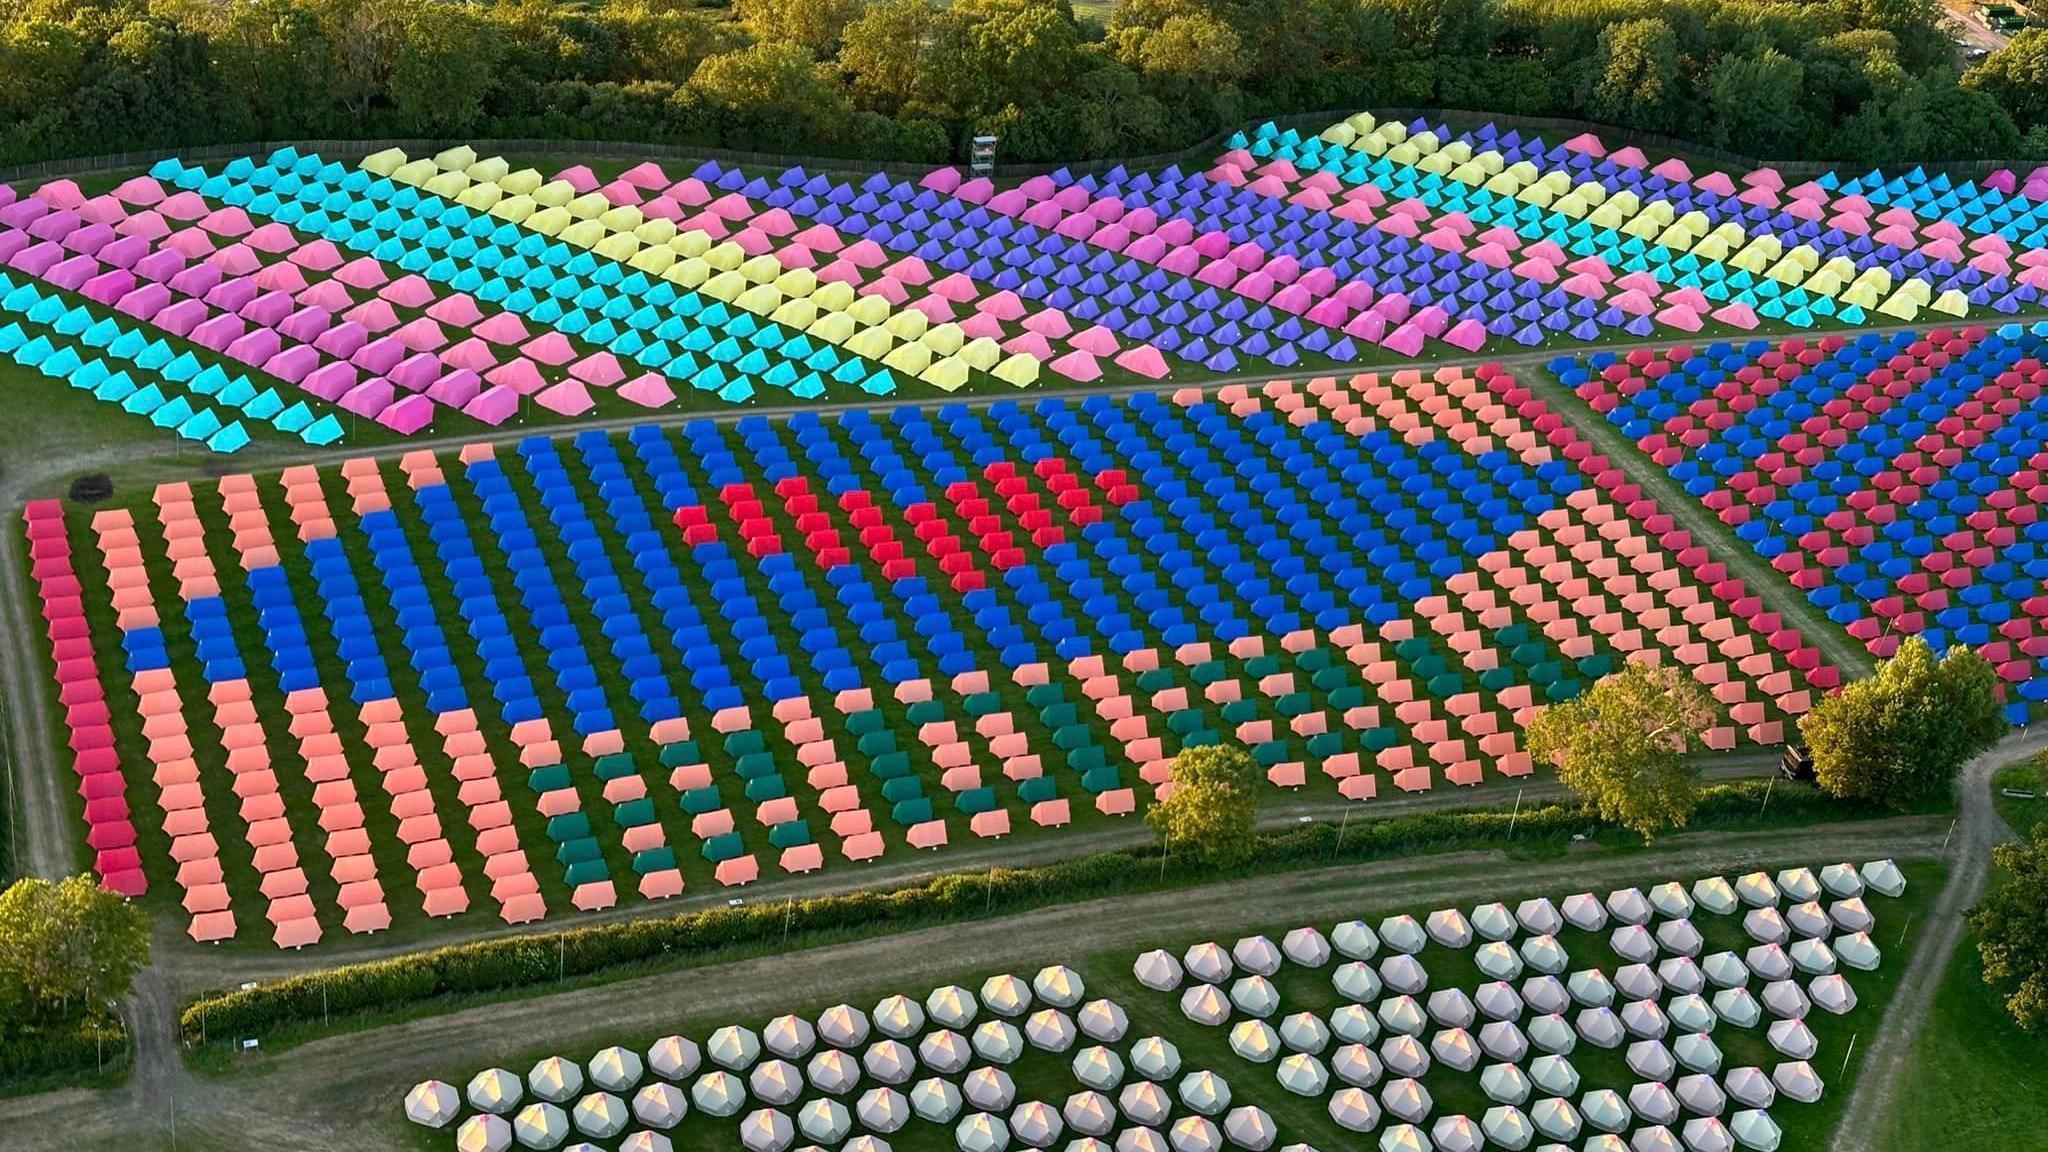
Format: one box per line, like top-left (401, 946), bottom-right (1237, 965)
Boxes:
top-left (179, 780), bottom-right (1821, 1044)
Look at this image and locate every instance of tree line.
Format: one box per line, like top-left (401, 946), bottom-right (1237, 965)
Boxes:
top-left (0, 0), bottom-right (2043, 172)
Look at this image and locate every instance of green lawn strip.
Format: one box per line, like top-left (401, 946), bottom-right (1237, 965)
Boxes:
top-left (375, 459), bottom-right (583, 915)
top-left (439, 450), bottom-right (646, 901)
top-left (512, 436), bottom-right (746, 889)
top-left (1876, 920), bottom-right (2048, 1152)
top-left (186, 480), bottom-right (351, 939)
top-left (1992, 758), bottom-right (2048, 835)
top-left (378, 856), bottom-right (1943, 1152)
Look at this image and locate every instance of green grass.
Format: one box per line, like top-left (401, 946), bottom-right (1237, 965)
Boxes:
top-left (374, 857), bottom-right (1944, 1152)
top-left (1877, 925), bottom-right (2048, 1152)
top-left (1993, 757), bottom-right (2048, 835)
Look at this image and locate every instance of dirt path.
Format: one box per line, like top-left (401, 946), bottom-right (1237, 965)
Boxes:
top-left (0, 817), bottom-right (1948, 1152)
top-left (1826, 731), bottom-right (2039, 1152)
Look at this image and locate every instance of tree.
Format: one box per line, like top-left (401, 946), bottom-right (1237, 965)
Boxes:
top-left (1708, 48), bottom-right (1808, 155)
top-left (838, 0), bottom-right (934, 114)
top-left (689, 40), bottom-right (851, 149)
top-left (1525, 661), bottom-right (1716, 842)
top-left (0, 876), bottom-right (151, 1014)
top-left (1965, 29), bottom-right (2048, 133)
top-left (1146, 744), bottom-right (1261, 866)
top-left (1800, 638), bottom-right (2005, 809)
top-left (734, 0), bottom-right (865, 57)
top-left (1587, 18), bottom-right (1685, 134)
top-left (1135, 14), bottom-right (1245, 82)
top-left (1969, 822), bottom-right (2048, 1033)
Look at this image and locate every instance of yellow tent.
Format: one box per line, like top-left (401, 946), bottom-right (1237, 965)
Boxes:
top-left (392, 158), bottom-right (438, 187)
top-left (920, 358), bottom-right (971, 393)
top-left (457, 184), bottom-right (503, 213)
top-left (1930, 289), bottom-right (1969, 317)
top-left (883, 343), bottom-right (932, 374)
top-left (629, 247), bottom-right (676, 276)
top-left (432, 144), bottom-right (477, 172)
top-left (465, 156), bottom-right (510, 185)
top-left (702, 242), bottom-right (745, 272)
top-left (669, 231), bottom-right (712, 259)
top-left (489, 196), bottom-right (537, 225)
top-left (812, 281), bottom-right (857, 311)
top-left (594, 232), bottom-right (640, 262)
top-left (500, 169), bottom-right (545, 197)
top-left (526, 207), bottom-right (574, 238)
top-left (361, 148), bottom-right (408, 177)
top-left (774, 269), bottom-right (818, 299)
top-left (598, 206), bottom-right (644, 233)
top-left (921, 322), bottom-right (965, 356)
top-left (845, 327), bottom-right (894, 358)
top-left (739, 254), bottom-right (781, 284)
top-left (1876, 292), bottom-right (1919, 321)
top-left (883, 310), bottom-right (928, 340)
top-left (957, 337), bottom-right (1003, 371)
top-left (700, 270), bottom-right (746, 302)
top-left (771, 298), bottom-right (819, 329)
top-left (557, 219), bottom-right (606, 249)
top-left (844, 295), bottom-right (891, 326)
top-left (663, 258), bottom-right (711, 289)
top-left (424, 171), bottom-right (470, 199)
top-left (806, 311), bottom-right (855, 344)
top-left (735, 284), bottom-right (783, 315)
top-left (531, 180), bottom-right (576, 208)
top-left (635, 219), bottom-right (678, 246)
top-left (994, 354), bottom-right (1040, 388)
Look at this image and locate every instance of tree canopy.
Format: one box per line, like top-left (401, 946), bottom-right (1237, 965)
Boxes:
top-left (1146, 743), bottom-right (1261, 865)
top-left (0, 0), bottom-right (2034, 169)
top-left (1525, 661), bottom-right (1717, 842)
top-left (1799, 638), bottom-right (2006, 810)
top-left (1969, 821), bottom-right (2048, 1033)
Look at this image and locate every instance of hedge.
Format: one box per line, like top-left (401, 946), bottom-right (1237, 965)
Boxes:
top-left (0, 1016), bottom-right (126, 1085)
top-left (180, 780), bottom-right (1840, 1044)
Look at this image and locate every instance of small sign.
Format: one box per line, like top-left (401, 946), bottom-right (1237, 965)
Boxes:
top-left (241, 1038), bottom-right (260, 1050)
top-left (727, 897), bottom-right (746, 908)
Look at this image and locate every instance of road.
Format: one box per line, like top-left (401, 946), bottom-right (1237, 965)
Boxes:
top-left (0, 816), bottom-right (1954, 1152)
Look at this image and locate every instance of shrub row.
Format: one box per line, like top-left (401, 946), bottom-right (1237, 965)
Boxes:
top-left (0, 1017), bottom-right (126, 1086)
top-left (179, 780), bottom-right (1831, 1044)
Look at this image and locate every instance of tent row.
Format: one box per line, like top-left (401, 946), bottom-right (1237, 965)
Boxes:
top-left (1311, 114), bottom-right (2047, 320)
top-left (22, 500), bottom-right (146, 898)
top-left (1556, 320), bottom-right (2048, 723)
top-left (0, 270), bottom-right (276, 452)
top-left (211, 473), bottom-right (394, 935)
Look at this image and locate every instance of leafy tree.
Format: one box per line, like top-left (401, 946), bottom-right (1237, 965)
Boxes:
top-left (386, 0), bottom-right (501, 134)
top-left (1587, 18), bottom-right (1685, 134)
top-left (838, 0), bottom-right (934, 113)
top-left (0, 876), bottom-right (150, 1013)
top-left (734, 0), bottom-right (864, 57)
top-left (1525, 661), bottom-right (1716, 842)
top-left (1708, 47), bottom-right (1808, 154)
top-left (1965, 29), bottom-right (2048, 132)
top-left (1800, 638), bottom-right (2005, 809)
top-left (1146, 744), bottom-right (1261, 865)
top-left (1969, 822), bottom-right (2048, 1033)
top-left (1135, 14), bottom-right (1245, 82)
top-left (690, 40), bottom-right (851, 148)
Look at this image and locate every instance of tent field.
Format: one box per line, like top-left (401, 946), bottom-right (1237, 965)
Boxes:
top-left (1552, 321), bottom-right (2048, 718)
top-left (3, 116), bottom-right (2046, 456)
top-left (401, 860), bottom-right (1917, 1152)
top-left (22, 356), bottom-right (1832, 948)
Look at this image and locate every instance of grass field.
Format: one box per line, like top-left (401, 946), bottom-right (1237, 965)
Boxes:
top-left (1993, 758), bottom-right (2048, 835)
top-left (385, 858), bottom-right (1945, 1152)
top-left (1878, 925), bottom-right (2048, 1152)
